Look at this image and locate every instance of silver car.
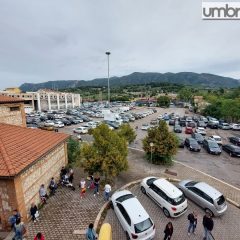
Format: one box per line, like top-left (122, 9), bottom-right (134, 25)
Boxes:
top-left (178, 180), bottom-right (227, 216)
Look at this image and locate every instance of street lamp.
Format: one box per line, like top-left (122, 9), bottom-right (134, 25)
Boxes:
top-left (105, 51), bottom-right (111, 108)
top-left (150, 142), bottom-right (154, 172)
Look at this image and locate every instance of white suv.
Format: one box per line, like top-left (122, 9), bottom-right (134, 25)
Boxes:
top-left (111, 190), bottom-right (155, 240)
top-left (141, 177), bottom-right (188, 217)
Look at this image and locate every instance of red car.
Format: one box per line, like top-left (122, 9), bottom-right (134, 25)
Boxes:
top-left (185, 126), bottom-right (193, 134)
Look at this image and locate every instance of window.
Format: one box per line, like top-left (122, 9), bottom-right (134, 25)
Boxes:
top-left (150, 184), bottom-right (159, 194)
top-left (134, 218), bottom-right (153, 234)
top-left (116, 194), bottom-right (134, 203)
top-left (216, 195), bottom-right (225, 206)
top-left (10, 106), bottom-right (20, 111)
top-left (146, 178), bottom-right (156, 186)
top-left (187, 187), bottom-right (203, 197)
top-left (157, 188), bottom-right (168, 201)
top-left (201, 192), bottom-right (214, 204)
top-left (117, 203), bottom-right (131, 226)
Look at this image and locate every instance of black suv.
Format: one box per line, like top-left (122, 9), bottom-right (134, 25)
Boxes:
top-left (191, 133), bottom-right (204, 144)
top-left (184, 138), bottom-right (201, 152)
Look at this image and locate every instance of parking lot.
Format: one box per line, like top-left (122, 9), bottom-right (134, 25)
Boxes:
top-left (104, 184), bottom-right (240, 240)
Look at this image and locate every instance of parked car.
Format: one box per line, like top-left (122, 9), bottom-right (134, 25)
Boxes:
top-left (177, 136), bottom-right (185, 148)
top-left (229, 136), bottom-right (240, 146)
top-left (141, 124), bottom-right (150, 131)
top-left (208, 135), bottom-right (222, 145)
top-left (197, 121), bottom-right (207, 128)
top-left (219, 123), bottom-right (231, 130)
top-left (110, 190), bottom-right (156, 240)
top-left (174, 125), bottom-right (182, 133)
top-left (184, 138), bottom-right (201, 152)
top-left (195, 127), bottom-right (206, 136)
top-left (61, 118), bottom-right (71, 126)
top-left (44, 120), bottom-right (55, 127)
top-left (140, 177), bottom-right (187, 218)
top-left (187, 121), bottom-right (196, 128)
top-left (168, 119), bottom-right (175, 126)
top-left (191, 133), bottom-right (204, 144)
top-left (178, 180), bottom-right (227, 216)
top-left (73, 126), bottom-right (88, 134)
top-left (202, 139), bottom-right (222, 155)
top-left (222, 144), bottom-right (240, 157)
top-left (231, 124), bottom-right (240, 131)
top-left (207, 121), bottom-right (219, 129)
top-left (54, 121), bottom-right (64, 128)
top-left (185, 127), bottom-right (193, 134)
top-left (179, 119), bottom-right (186, 127)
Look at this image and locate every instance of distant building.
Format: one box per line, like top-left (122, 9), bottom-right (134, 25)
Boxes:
top-left (0, 123), bottom-right (69, 231)
top-left (4, 87), bottom-right (21, 93)
top-left (0, 95), bottom-right (26, 127)
top-left (0, 89), bottom-right (81, 113)
top-left (193, 96), bottom-right (210, 113)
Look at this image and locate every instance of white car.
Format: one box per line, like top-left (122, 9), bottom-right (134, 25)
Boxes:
top-left (195, 127), bottom-right (206, 136)
top-left (111, 190), bottom-right (155, 240)
top-left (44, 120), bottom-right (55, 127)
top-left (141, 124), bottom-right (150, 131)
top-left (54, 121), bottom-right (64, 128)
top-left (141, 177), bottom-right (187, 218)
top-left (73, 126), bottom-right (88, 134)
top-left (157, 115), bottom-right (163, 120)
top-left (208, 135), bottom-right (222, 145)
top-left (231, 124), bottom-right (240, 131)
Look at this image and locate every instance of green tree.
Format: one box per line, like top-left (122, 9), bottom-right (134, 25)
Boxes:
top-left (178, 88), bottom-right (193, 102)
top-left (67, 138), bottom-right (81, 167)
top-left (142, 120), bottom-right (178, 165)
top-left (117, 123), bottom-right (136, 144)
top-left (157, 96), bottom-right (170, 107)
top-left (80, 124), bottom-right (128, 180)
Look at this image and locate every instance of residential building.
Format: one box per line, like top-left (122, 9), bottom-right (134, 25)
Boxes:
top-left (0, 95), bottom-right (26, 127)
top-left (0, 89), bottom-right (81, 113)
top-left (0, 123), bottom-right (69, 230)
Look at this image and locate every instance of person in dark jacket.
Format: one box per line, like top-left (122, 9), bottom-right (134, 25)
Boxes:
top-left (187, 211), bottom-right (197, 235)
top-left (30, 203), bottom-right (38, 222)
top-left (164, 222), bottom-right (173, 240)
top-left (9, 209), bottom-right (21, 232)
top-left (202, 212), bottom-right (214, 240)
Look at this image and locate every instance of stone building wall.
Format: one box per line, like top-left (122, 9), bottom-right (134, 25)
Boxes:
top-left (0, 103), bottom-right (26, 127)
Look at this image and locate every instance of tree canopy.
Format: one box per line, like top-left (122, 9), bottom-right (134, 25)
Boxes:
top-left (157, 96), bottom-right (170, 107)
top-left (117, 123), bottom-right (136, 144)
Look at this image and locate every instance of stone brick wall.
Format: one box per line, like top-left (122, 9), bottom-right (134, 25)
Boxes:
top-left (18, 142), bottom-right (68, 222)
top-left (0, 179), bottom-right (17, 230)
top-left (0, 103), bottom-right (26, 127)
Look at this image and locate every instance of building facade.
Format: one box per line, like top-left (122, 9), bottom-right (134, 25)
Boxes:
top-left (0, 95), bottom-right (26, 127)
top-left (0, 89), bottom-right (81, 113)
top-left (0, 123), bottom-right (69, 231)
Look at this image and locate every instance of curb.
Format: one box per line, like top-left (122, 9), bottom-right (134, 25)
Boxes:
top-left (226, 197), bottom-right (240, 208)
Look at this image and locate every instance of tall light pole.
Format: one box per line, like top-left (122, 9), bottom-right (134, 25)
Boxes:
top-left (105, 51), bottom-right (111, 107)
top-left (150, 142), bottom-right (154, 172)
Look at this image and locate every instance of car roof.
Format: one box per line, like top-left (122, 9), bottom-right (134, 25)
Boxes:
top-left (153, 178), bottom-right (182, 198)
top-left (211, 135), bottom-right (221, 138)
top-left (121, 197), bottom-right (149, 224)
top-left (195, 182), bottom-right (222, 199)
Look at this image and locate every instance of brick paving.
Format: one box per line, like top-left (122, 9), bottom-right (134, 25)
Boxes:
top-left (105, 184), bottom-right (240, 240)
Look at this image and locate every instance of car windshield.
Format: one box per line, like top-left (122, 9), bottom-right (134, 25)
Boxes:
top-left (169, 194), bottom-right (185, 206)
top-left (209, 141), bottom-right (219, 148)
top-left (214, 137), bottom-right (221, 141)
top-left (146, 178), bottom-right (157, 186)
top-left (134, 218), bottom-right (153, 234)
top-left (116, 194), bottom-right (134, 203)
top-left (216, 195), bottom-right (225, 205)
top-left (185, 181), bottom-right (198, 187)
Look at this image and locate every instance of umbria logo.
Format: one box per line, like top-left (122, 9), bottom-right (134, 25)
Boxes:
top-left (202, 1), bottom-right (240, 19)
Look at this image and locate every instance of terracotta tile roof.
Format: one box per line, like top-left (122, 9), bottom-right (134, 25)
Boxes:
top-left (0, 95), bottom-right (24, 104)
top-left (0, 123), bottom-right (69, 177)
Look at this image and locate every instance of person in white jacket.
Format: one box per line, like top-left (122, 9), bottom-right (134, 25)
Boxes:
top-left (104, 184), bottom-right (111, 201)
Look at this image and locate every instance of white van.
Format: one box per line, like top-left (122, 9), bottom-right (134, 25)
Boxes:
top-left (141, 177), bottom-right (188, 217)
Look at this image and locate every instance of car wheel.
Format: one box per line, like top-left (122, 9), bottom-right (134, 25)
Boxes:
top-left (141, 186), bottom-right (146, 194)
top-left (109, 201), bottom-right (113, 209)
top-left (163, 208), bottom-right (170, 218)
top-left (126, 232), bottom-right (130, 240)
top-left (205, 208), bottom-right (214, 217)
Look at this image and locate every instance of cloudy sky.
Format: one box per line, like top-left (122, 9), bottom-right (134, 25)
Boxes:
top-left (0, 0), bottom-right (239, 89)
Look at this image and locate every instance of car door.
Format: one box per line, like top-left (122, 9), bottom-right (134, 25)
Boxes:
top-left (186, 187), bottom-right (204, 207)
top-left (148, 184), bottom-right (163, 207)
top-left (115, 203), bottom-right (128, 231)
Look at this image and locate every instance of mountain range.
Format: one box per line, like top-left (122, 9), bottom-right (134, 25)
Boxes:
top-left (19, 72), bottom-right (240, 92)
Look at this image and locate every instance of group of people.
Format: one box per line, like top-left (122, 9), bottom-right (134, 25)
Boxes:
top-left (79, 174), bottom-right (111, 201)
top-left (163, 211), bottom-right (214, 240)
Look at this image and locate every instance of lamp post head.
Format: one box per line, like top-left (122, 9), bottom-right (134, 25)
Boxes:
top-left (105, 51), bottom-right (111, 55)
top-left (150, 142), bottom-right (154, 147)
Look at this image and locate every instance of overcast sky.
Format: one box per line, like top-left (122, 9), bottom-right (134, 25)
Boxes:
top-left (0, 0), bottom-right (239, 90)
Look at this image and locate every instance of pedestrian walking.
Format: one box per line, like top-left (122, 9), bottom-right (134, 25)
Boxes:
top-left (30, 203), bottom-right (39, 222)
top-left (202, 212), bottom-right (214, 240)
top-left (39, 184), bottom-right (48, 204)
top-left (9, 209), bottom-right (21, 232)
top-left (34, 232), bottom-right (45, 240)
top-left (187, 211), bottom-right (197, 236)
top-left (164, 222), bottom-right (173, 240)
top-left (80, 178), bottom-right (86, 198)
top-left (93, 175), bottom-right (100, 196)
top-left (69, 168), bottom-right (74, 183)
top-left (87, 175), bottom-right (94, 189)
top-left (12, 218), bottom-right (27, 240)
top-left (104, 183), bottom-right (111, 201)
top-left (86, 223), bottom-right (97, 240)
